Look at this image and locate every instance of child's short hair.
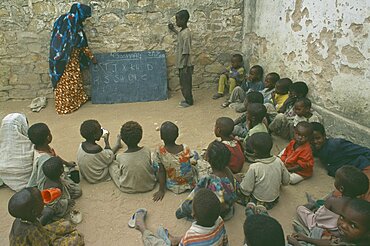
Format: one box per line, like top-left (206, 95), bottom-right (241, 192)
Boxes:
top-left (232, 54), bottom-right (243, 63)
top-left (8, 187), bottom-right (43, 221)
top-left (80, 119), bottom-right (100, 140)
top-left (246, 91), bottom-right (264, 104)
top-left (290, 81), bottom-right (309, 98)
top-left (176, 10), bottom-right (190, 22)
top-left (42, 157), bottom-right (64, 181)
top-left (335, 166), bottom-right (369, 198)
top-left (347, 198), bottom-right (370, 229)
top-left (28, 123), bottom-right (50, 146)
top-left (276, 78), bottom-right (293, 94)
top-left (193, 188), bottom-right (221, 227)
top-left (215, 117), bottom-right (234, 136)
top-left (206, 140), bottom-right (231, 171)
top-left (296, 121), bottom-right (313, 134)
top-left (160, 121), bottom-right (179, 143)
top-left (247, 103), bottom-right (267, 123)
top-left (250, 132), bottom-right (273, 156)
top-left (244, 214), bottom-right (285, 246)
top-left (120, 121), bottom-right (143, 147)
top-left (250, 65), bottom-right (263, 79)
top-left (295, 97), bottom-right (312, 109)
top-left (267, 72), bottom-right (280, 84)
top-left (311, 122), bottom-right (326, 135)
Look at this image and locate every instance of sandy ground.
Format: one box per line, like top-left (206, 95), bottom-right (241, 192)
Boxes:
top-left (0, 88), bottom-right (334, 245)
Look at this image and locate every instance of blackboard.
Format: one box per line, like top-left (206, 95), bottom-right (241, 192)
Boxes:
top-left (90, 50), bottom-right (168, 104)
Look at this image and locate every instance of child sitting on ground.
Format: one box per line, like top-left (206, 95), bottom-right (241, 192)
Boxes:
top-left (77, 119), bottom-right (122, 184)
top-left (109, 121), bottom-right (156, 193)
top-left (176, 140), bottom-right (238, 221)
top-left (240, 133), bottom-right (290, 209)
top-left (271, 78), bottom-right (292, 111)
top-left (312, 122), bottom-right (370, 201)
top-left (8, 187), bottom-right (84, 245)
top-left (280, 121), bottom-right (314, 184)
top-left (288, 197), bottom-right (370, 246)
top-left (233, 91), bottom-right (264, 138)
top-left (261, 72), bottom-right (280, 104)
top-left (40, 157), bottom-right (79, 225)
top-left (269, 81), bottom-right (309, 139)
top-left (215, 117), bottom-right (245, 173)
top-left (133, 188), bottom-right (228, 246)
top-left (152, 121), bottom-right (198, 201)
top-left (213, 54), bottom-right (245, 100)
top-left (222, 65), bottom-right (264, 108)
top-left (296, 165), bottom-right (369, 233)
top-left (27, 123), bottom-right (81, 198)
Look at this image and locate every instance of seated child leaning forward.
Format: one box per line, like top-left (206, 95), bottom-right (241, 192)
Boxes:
top-left (296, 165), bottom-right (369, 232)
top-left (77, 119), bottom-right (122, 184)
top-left (288, 197), bottom-right (370, 246)
top-left (213, 54), bottom-right (245, 100)
top-left (152, 121), bottom-right (198, 201)
top-left (8, 187), bottom-right (83, 246)
top-left (240, 133), bottom-right (290, 209)
top-left (215, 117), bottom-right (245, 174)
top-left (134, 188), bottom-right (228, 246)
top-left (39, 157), bottom-right (81, 225)
top-left (280, 121), bottom-right (314, 185)
top-left (109, 121), bottom-right (156, 193)
top-left (26, 123), bottom-right (81, 197)
top-left (312, 122), bottom-right (370, 202)
top-left (176, 140), bottom-right (239, 221)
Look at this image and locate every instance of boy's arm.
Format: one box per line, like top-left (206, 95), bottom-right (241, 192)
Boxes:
top-left (81, 47), bottom-right (97, 64)
top-left (239, 168), bottom-right (255, 196)
top-left (234, 113), bottom-right (246, 125)
top-left (281, 163), bottom-right (291, 185)
top-left (287, 233), bottom-right (332, 246)
top-left (153, 163), bottom-right (166, 202)
top-left (324, 196), bottom-right (350, 213)
top-left (111, 134), bottom-right (123, 154)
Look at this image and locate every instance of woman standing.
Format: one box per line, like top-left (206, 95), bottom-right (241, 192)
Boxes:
top-left (0, 113), bottom-right (34, 191)
top-left (49, 3), bottom-right (97, 114)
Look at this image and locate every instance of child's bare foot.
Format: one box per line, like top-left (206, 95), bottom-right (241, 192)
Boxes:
top-left (134, 209), bottom-right (147, 233)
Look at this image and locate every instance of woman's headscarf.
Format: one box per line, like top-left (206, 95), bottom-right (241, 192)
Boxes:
top-left (0, 113), bottom-right (34, 191)
top-left (49, 3), bottom-right (92, 88)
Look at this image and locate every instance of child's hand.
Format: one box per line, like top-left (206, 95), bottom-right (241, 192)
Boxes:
top-left (290, 233), bottom-right (309, 241)
top-left (67, 161), bottom-right (77, 167)
top-left (287, 235), bottom-right (300, 245)
top-left (234, 173), bottom-right (244, 183)
top-left (103, 131), bottom-right (110, 141)
top-left (153, 190), bottom-right (165, 202)
top-left (168, 23), bottom-right (176, 32)
top-left (115, 134), bottom-right (123, 149)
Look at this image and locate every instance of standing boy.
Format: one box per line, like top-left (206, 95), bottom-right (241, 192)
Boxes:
top-left (169, 10), bottom-right (194, 108)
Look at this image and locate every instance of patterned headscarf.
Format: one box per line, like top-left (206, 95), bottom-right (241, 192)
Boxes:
top-left (49, 3), bottom-right (92, 88)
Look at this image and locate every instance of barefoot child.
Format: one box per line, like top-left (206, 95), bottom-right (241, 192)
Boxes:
top-left (280, 121), bottom-right (314, 184)
top-left (176, 141), bottom-right (238, 221)
top-left (132, 188), bottom-right (228, 246)
top-left (240, 133), bottom-right (290, 209)
top-left (215, 117), bottom-right (245, 173)
top-left (152, 121), bottom-right (198, 201)
top-left (8, 187), bottom-right (83, 245)
top-left (213, 54), bottom-right (245, 100)
top-left (77, 119), bottom-right (122, 184)
top-left (169, 10), bottom-right (194, 108)
top-left (109, 121), bottom-right (156, 193)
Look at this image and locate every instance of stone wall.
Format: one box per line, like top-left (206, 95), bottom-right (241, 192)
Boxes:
top-left (242, 0), bottom-right (370, 146)
top-left (0, 0), bottom-right (244, 101)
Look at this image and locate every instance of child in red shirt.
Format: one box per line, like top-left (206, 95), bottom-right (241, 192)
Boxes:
top-left (280, 121), bottom-right (314, 184)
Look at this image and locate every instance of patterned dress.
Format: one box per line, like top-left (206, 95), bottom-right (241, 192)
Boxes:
top-left (54, 47), bottom-right (93, 114)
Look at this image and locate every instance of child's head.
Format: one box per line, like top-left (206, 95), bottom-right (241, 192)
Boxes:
top-left (28, 123), bottom-right (52, 146)
top-left (250, 132), bottom-right (273, 158)
top-left (247, 103), bottom-right (267, 125)
top-left (248, 65), bottom-right (263, 82)
top-left (311, 122), bottom-right (327, 150)
top-left (243, 91), bottom-right (264, 109)
top-left (80, 119), bottom-right (102, 142)
top-left (206, 140), bottom-right (231, 171)
top-left (289, 81), bottom-right (309, 98)
top-left (231, 54), bottom-right (243, 68)
top-left (192, 188), bottom-right (221, 227)
top-left (120, 121), bottom-right (143, 148)
top-left (214, 117), bottom-right (234, 138)
top-left (275, 78), bottom-right (292, 95)
top-left (264, 72), bottom-right (280, 90)
top-left (294, 98), bottom-right (312, 117)
top-left (337, 198), bottom-right (370, 243)
top-left (160, 121), bottom-right (179, 144)
top-left (334, 166), bottom-right (369, 198)
top-left (244, 214), bottom-right (285, 246)
top-left (8, 187), bottom-right (44, 222)
top-left (42, 157), bottom-right (64, 182)
top-left (175, 10), bottom-right (190, 27)
top-left (293, 121), bottom-right (313, 146)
